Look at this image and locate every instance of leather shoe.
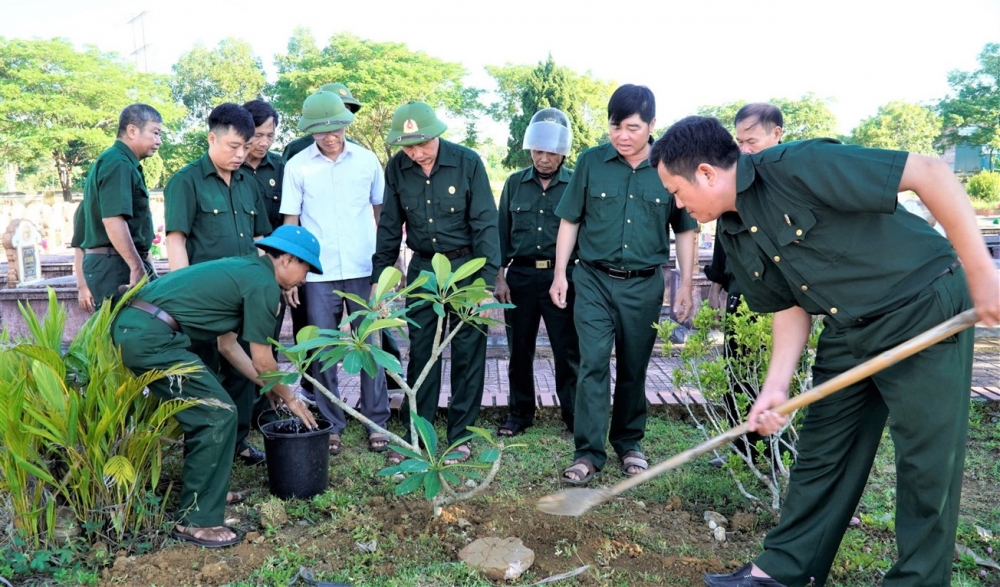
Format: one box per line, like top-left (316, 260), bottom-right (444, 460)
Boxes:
top-left (235, 446), bottom-right (266, 466)
top-left (704, 563), bottom-right (787, 586)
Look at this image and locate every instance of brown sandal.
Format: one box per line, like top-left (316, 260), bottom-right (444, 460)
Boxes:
top-left (328, 433), bottom-right (342, 455)
top-left (368, 433), bottom-right (389, 453)
top-left (621, 450), bottom-right (648, 477)
top-left (386, 450), bottom-right (406, 466)
top-left (562, 458), bottom-right (598, 486)
top-left (443, 443), bottom-right (471, 465)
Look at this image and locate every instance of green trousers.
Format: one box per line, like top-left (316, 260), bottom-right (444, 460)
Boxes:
top-left (403, 253), bottom-right (487, 445)
top-left (82, 252), bottom-right (155, 304)
top-left (572, 262), bottom-right (664, 470)
top-left (112, 307), bottom-right (236, 528)
top-left (756, 268), bottom-right (973, 587)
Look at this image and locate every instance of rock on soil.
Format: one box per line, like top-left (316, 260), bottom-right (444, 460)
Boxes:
top-left (459, 537), bottom-right (535, 581)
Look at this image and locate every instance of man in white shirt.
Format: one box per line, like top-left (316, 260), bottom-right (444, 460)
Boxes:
top-left (281, 90), bottom-right (390, 454)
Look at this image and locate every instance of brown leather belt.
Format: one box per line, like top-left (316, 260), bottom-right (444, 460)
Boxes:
top-left (509, 257), bottom-right (554, 269)
top-left (84, 247), bottom-right (120, 256)
top-left (414, 246), bottom-right (472, 261)
top-left (585, 260), bottom-right (658, 280)
top-left (129, 299), bottom-right (180, 332)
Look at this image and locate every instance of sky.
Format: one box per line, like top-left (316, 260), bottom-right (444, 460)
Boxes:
top-left (2, 0), bottom-right (998, 138)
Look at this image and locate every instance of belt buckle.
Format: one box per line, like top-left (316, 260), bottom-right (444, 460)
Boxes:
top-left (607, 267), bottom-right (628, 279)
top-left (535, 260), bottom-right (550, 269)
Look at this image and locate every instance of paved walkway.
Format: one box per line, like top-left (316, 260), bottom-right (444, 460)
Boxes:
top-left (287, 335), bottom-right (1000, 410)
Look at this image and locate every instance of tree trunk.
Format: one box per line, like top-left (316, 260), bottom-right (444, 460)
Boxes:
top-left (56, 157), bottom-right (73, 202)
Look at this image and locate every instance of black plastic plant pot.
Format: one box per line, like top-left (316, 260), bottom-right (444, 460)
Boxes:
top-left (260, 417), bottom-right (333, 499)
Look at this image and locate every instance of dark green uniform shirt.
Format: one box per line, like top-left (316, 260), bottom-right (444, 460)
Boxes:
top-left (241, 151), bottom-right (284, 231)
top-left (556, 141), bottom-right (696, 270)
top-left (75, 140), bottom-right (153, 251)
top-left (373, 139), bottom-right (501, 285)
top-left (137, 254), bottom-right (280, 344)
top-left (719, 139), bottom-right (957, 327)
top-left (498, 165), bottom-right (574, 267)
top-left (164, 153), bottom-right (272, 265)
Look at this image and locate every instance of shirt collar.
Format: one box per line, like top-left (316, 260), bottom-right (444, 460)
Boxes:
top-left (399, 138), bottom-right (455, 171)
top-left (602, 136), bottom-right (654, 168)
top-left (521, 164), bottom-right (571, 186)
top-left (735, 154), bottom-right (756, 194)
top-left (241, 150), bottom-right (280, 171)
top-left (199, 153), bottom-right (245, 181)
top-left (112, 140), bottom-right (140, 167)
top-left (308, 140), bottom-right (354, 163)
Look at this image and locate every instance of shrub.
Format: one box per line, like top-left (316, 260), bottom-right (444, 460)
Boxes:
top-left (966, 171), bottom-right (1000, 205)
top-left (0, 289), bottom-right (203, 549)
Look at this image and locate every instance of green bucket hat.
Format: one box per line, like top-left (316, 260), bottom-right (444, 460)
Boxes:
top-left (318, 82), bottom-right (362, 113)
top-left (386, 101), bottom-right (447, 147)
top-left (255, 225), bottom-right (323, 274)
top-left (297, 91), bottom-right (355, 135)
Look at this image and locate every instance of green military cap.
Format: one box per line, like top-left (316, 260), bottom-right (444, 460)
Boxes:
top-left (318, 82), bottom-right (362, 113)
top-left (297, 91), bottom-right (355, 135)
top-left (386, 101), bottom-right (447, 147)
top-left (255, 225), bottom-right (324, 274)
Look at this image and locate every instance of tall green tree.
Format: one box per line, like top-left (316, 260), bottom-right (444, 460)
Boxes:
top-left (850, 101), bottom-right (941, 155)
top-left (696, 93), bottom-right (838, 142)
top-left (0, 38), bottom-right (178, 200)
top-left (169, 38), bottom-right (267, 125)
top-left (272, 29), bottom-right (482, 164)
top-left (487, 55), bottom-right (615, 169)
top-left (938, 43), bottom-right (1000, 170)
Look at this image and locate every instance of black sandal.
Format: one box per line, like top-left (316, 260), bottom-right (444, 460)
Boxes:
top-left (498, 419), bottom-right (528, 437)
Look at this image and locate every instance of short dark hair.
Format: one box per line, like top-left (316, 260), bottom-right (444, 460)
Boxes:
top-left (117, 104), bottom-right (162, 138)
top-left (649, 116), bottom-right (740, 181)
top-left (608, 84), bottom-right (655, 125)
top-left (207, 103), bottom-right (255, 142)
top-left (734, 103), bottom-right (783, 131)
top-left (242, 99), bottom-right (279, 128)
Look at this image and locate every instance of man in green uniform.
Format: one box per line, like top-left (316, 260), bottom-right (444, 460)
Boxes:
top-left (372, 101), bottom-right (500, 464)
top-left (704, 103), bottom-right (784, 469)
top-left (494, 108), bottom-right (579, 437)
top-left (551, 85), bottom-right (697, 485)
top-left (651, 116), bottom-right (999, 587)
top-left (242, 100), bottom-right (284, 231)
top-left (282, 83), bottom-right (362, 162)
top-left (164, 103), bottom-right (272, 466)
top-left (73, 103), bottom-right (163, 309)
top-left (112, 225), bottom-right (321, 547)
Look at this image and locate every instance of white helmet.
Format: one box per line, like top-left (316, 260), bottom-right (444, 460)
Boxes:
top-left (522, 108), bottom-right (572, 156)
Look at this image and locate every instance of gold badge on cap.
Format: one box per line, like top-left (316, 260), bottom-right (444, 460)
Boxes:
top-left (403, 119), bottom-right (419, 133)
top-left (269, 179), bottom-right (276, 187)
top-left (448, 186), bottom-right (456, 194)
top-left (339, 88), bottom-right (347, 96)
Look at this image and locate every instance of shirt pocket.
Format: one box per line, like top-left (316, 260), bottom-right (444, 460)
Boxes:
top-left (640, 189), bottom-right (670, 226)
top-left (240, 197), bottom-right (262, 237)
top-left (774, 208), bottom-right (843, 270)
top-left (197, 195), bottom-right (233, 237)
top-left (509, 196), bottom-right (535, 239)
top-left (587, 181), bottom-right (621, 220)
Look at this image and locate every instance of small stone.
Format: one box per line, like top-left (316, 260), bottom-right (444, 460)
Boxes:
top-left (356, 540), bottom-right (378, 553)
top-left (257, 499), bottom-right (287, 530)
top-left (975, 525), bottom-right (993, 540)
top-left (708, 520), bottom-right (718, 530)
top-left (457, 517), bottom-right (473, 529)
top-left (713, 526), bottom-right (727, 542)
top-left (392, 473), bottom-right (406, 483)
top-left (459, 537), bottom-right (535, 581)
top-left (704, 511), bottom-right (728, 528)
top-left (465, 479), bottom-right (477, 489)
top-left (664, 496), bottom-right (683, 511)
top-left (636, 501), bottom-right (646, 509)
top-left (245, 531), bottom-right (262, 543)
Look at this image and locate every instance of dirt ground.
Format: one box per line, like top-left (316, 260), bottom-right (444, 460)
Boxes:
top-left (101, 491), bottom-right (761, 586)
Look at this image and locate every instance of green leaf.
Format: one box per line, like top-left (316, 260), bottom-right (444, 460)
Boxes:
top-left (479, 448), bottom-right (500, 463)
top-left (342, 351), bottom-right (363, 374)
top-left (431, 253), bottom-right (451, 292)
top-left (388, 444), bottom-right (425, 460)
top-left (398, 459), bottom-right (430, 473)
top-left (103, 455), bottom-right (137, 488)
top-left (295, 325), bottom-right (320, 344)
top-left (463, 426), bottom-right (496, 443)
top-left (334, 291), bottom-right (370, 310)
top-left (423, 471), bottom-right (442, 499)
top-left (395, 472), bottom-right (425, 496)
top-left (375, 267), bottom-right (402, 299)
top-left (449, 256), bottom-right (486, 284)
top-left (369, 345), bottom-right (403, 375)
top-left (441, 470), bottom-right (461, 485)
top-left (432, 302), bottom-right (445, 318)
top-left (412, 414), bottom-right (438, 456)
top-left (361, 318), bottom-right (406, 339)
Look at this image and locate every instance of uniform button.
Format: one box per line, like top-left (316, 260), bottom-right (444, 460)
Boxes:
top-left (273, 196), bottom-right (278, 200)
top-left (750, 226), bottom-right (758, 233)
top-left (655, 198), bottom-right (660, 203)
top-left (429, 218), bottom-right (434, 223)
top-left (239, 233), bottom-right (244, 237)
top-left (432, 238), bottom-right (437, 243)
top-left (624, 244), bottom-right (628, 248)
top-left (539, 210), bottom-right (543, 214)
top-left (753, 271), bottom-right (760, 277)
top-left (773, 255), bottom-right (781, 262)
top-left (541, 192), bottom-right (546, 196)
top-left (537, 227), bottom-right (542, 231)
top-left (627, 219), bottom-right (632, 223)
top-left (629, 194), bottom-right (634, 199)
top-left (213, 209), bottom-right (218, 214)
top-left (830, 307), bottom-right (838, 314)
top-left (450, 207), bottom-right (455, 212)
top-left (536, 245), bottom-right (541, 249)
top-left (796, 229), bottom-right (803, 236)
top-left (601, 193), bottom-right (606, 198)
top-left (427, 200), bottom-right (431, 204)
top-left (801, 285), bottom-right (808, 291)
top-left (426, 180), bottom-right (430, 185)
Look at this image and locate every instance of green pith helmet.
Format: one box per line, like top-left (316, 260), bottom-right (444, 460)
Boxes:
top-left (386, 101), bottom-right (447, 147)
top-left (297, 91), bottom-right (355, 134)
top-left (318, 82), bottom-right (362, 113)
